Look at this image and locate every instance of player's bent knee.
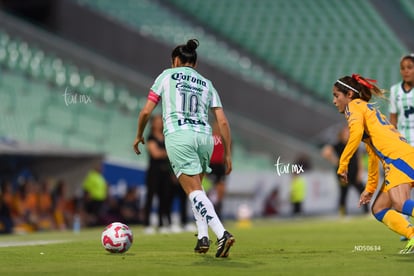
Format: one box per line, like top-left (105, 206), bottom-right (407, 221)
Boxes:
top-left (371, 202), bottom-right (383, 215)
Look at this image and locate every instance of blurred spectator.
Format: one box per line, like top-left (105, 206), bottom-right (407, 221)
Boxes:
top-left (1, 180), bottom-right (14, 215)
top-left (263, 188), bottom-right (280, 217)
top-left (101, 195), bottom-right (123, 226)
top-left (172, 178), bottom-right (195, 232)
top-left (14, 179), bottom-right (39, 232)
top-left (0, 181), bottom-right (13, 234)
top-left (52, 179), bottom-right (74, 231)
top-left (37, 179), bottom-right (54, 230)
top-left (290, 154), bottom-right (311, 216)
top-left (144, 114), bottom-right (175, 234)
top-left (82, 163), bottom-right (108, 226)
top-left (207, 119), bottom-right (228, 220)
top-left (321, 125), bottom-right (368, 216)
top-left (290, 175), bottom-right (305, 216)
top-left (120, 186), bottom-right (141, 225)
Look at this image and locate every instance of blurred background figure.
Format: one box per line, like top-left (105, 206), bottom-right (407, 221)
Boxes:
top-left (100, 193), bottom-right (123, 227)
top-left (262, 188), bottom-right (280, 217)
top-left (13, 178), bottom-right (39, 233)
top-left (290, 175), bottom-right (305, 216)
top-left (236, 203), bottom-right (253, 228)
top-left (82, 163), bottom-right (108, 226)
top-left (321, 126), bottom-right (368, 216)
top-left (37, 179), bottom-right (54, 230)
top-left (0, 181), bottom-right (14, 234)
top-left (52, 179), bottom-right (74, 231)
top-left (143, 114), bottom-right (175, 234)
top-left (206, 119), bottom-right (229, 220)
top-left (120, 186), bottom-right (141, 225)
top-left (290, 154), bottom-right (311, 216)
top-left (171, 177), bottom-right (195, 232)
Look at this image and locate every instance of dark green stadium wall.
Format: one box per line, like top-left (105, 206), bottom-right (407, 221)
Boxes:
top-left (51, 0), bottom-right (342, 142)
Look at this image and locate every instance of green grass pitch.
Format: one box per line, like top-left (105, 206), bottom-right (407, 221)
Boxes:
top-left (0, 216), bottom-right (412, 276)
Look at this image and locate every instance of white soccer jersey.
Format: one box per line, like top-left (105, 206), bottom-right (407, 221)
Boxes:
top-left (149, 67), bottom-right (222, 136)
top-left (389, 81), bottom-right (414, 146)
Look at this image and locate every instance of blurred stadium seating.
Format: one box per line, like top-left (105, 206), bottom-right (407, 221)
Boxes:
top-left (68, 0), bottom-right (413, 136)
top-left (75, 0), bottom-right (303, 99)
top-left (0, 28), bottom-right (144, 161)
top-left (400, 0), bottom-right (414, 20)
top-left (166, 0), bottom-right (407, 102)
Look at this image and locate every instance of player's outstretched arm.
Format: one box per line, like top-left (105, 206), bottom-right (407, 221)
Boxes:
top-left (133, 100), bottom-right (157, 155)
top-left (211, 107), bottom-right (232, 175)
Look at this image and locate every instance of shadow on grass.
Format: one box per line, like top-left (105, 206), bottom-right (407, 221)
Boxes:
top-left (393, 254), bottom-right (414, 262)
top-left (191, 254), bottom-right (265, 268)
top-left (103, 252), bottom-right (136, 257)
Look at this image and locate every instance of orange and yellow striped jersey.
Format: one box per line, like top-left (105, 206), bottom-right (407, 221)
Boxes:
top-left (337, 99), bottom-right (414, 193)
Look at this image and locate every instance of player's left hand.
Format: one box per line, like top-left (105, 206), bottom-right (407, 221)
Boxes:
top-left (133, 137), bottom-right (145, 155)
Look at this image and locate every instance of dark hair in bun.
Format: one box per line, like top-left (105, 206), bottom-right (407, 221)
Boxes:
top-left (185, 39), bottom-right (199, 52)
top-left (172, 39), bottom-right (199, 65)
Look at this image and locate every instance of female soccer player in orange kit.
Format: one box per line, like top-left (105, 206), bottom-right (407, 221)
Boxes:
top-left (333, 74), bottom-right (414, 254)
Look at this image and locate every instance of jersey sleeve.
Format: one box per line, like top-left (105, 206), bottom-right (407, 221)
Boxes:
top-left (364, 143), bottom-right (379, 193)
top-left (388, 84), bottom-right (398, 114)
top-left (150, 70), bottom-right (168, 97)
top-left (148, 90), bottom-right (161, 104)
top-left (209, 83), bottom-right (222, 108)
top-left (337, 101), bottom-right (364, 175)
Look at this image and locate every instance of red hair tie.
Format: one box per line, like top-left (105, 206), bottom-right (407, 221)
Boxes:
top-left (352, 74), bottom-right (377, 89)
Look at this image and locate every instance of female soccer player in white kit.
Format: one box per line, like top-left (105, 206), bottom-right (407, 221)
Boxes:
top-left (389, 54), bottom-right (414, 145)
top-left (389, 53), bottom-right (414, 241)
top-left (133, 39), bottom-right (235, 257)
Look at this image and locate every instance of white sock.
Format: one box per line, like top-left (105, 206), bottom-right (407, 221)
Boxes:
top-left (194, 212), bottom-right (209, 239)
top-left (189, 190), bottom-right (225, 239)
top-left (190, 195), bottom-right (209, 239)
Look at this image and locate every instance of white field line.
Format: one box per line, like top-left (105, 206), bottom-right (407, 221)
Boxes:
top-left (0, 239), bottom-right (70, 248)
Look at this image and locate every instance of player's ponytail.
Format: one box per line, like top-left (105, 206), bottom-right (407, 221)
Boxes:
top-left (335, 74), bottom-right (385, 102)
top-left (171, 39), bottom-right (199, 66)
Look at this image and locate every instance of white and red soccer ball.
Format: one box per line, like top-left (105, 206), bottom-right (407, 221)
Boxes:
top-left (101, 222), bottom-right (133, 253)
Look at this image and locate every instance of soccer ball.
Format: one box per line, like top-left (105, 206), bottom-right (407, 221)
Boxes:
top-left (101, 222), bottom-right (133, 253)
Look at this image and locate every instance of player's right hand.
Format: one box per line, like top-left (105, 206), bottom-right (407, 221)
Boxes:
top-left (224, 155), bottom-right (232, 175)
top-left (133, 137), bottom-right (145, 155)
top-left (338, 172), bottom-right (348, 184)
top-left (358, 191), bottom-right (373, 207)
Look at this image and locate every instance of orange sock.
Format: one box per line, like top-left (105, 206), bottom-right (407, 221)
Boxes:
top-left (382, 209), bottom-right (414, 239)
